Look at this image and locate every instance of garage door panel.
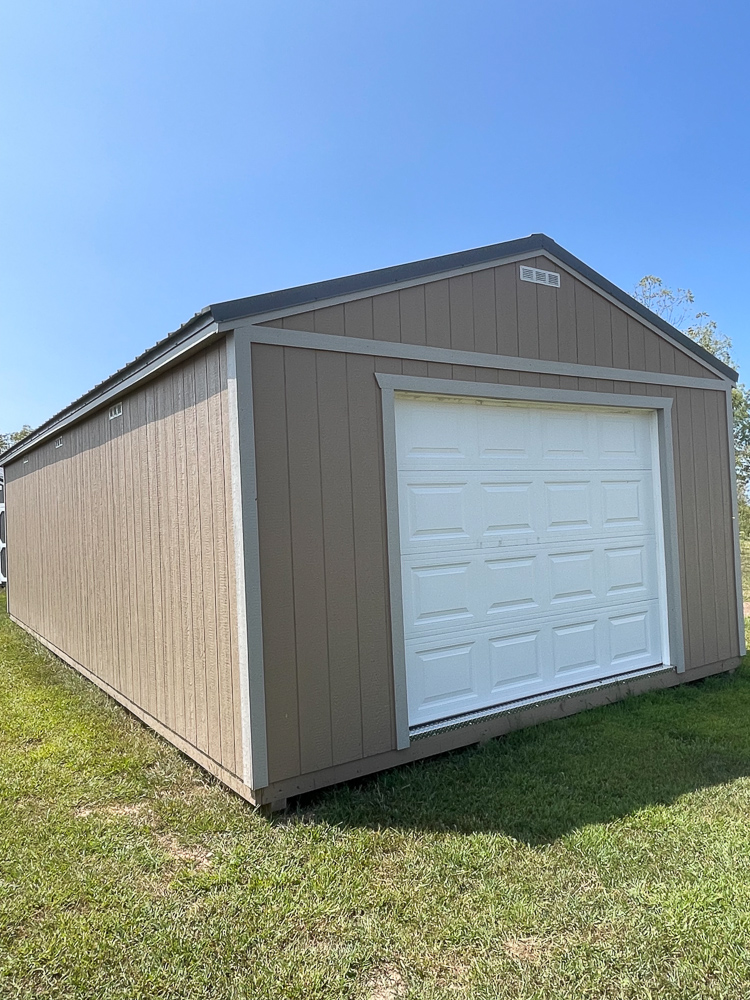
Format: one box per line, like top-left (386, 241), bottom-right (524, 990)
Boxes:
top-left (485, 554), bottom-right (540, 616)
top-left (405, 599), bottom-right (661, 726)
top-left (396, 396), bottom-right (665, 728)
top-left (489, 629), bottom-right (546, 695)
top-left (540, 409), bottom-right (592, 462)
top-left (406, 638), bottom-right (485, 722)
top-left (408, 560), bottom-right (475, 630)
top-left (398, 398), bottom-right (654, 472)
top-left (548, 549), bottom-right (596, 606)
top-left (543, 480), bottom-right (595, 534)
top-left (480, 481), bottom-right (535, 541)
top-left (477, 404), bottom-right (534, 461)
top-left (401, 537), bottom-right (658, 637)
top-left (399, 471), bottom-right (656, 554)
top-left (401, 479), bottom-right (473, 548)
top-left (396, 398), bottom-right (477, 468)
top-left (601, 478), bottom-right (649, 530)
top-left (609, 608), bottom-right (660, 668)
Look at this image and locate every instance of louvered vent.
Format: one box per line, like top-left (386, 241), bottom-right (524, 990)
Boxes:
top-left (520, 265), bottom-right (561, 288)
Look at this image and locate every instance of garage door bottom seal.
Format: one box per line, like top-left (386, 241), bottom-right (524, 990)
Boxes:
top-left (409, 663), bottom-right (675, 740)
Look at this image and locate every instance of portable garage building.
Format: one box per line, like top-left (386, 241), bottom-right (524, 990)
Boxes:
top-left (1, 234), bottom-right (744, 808)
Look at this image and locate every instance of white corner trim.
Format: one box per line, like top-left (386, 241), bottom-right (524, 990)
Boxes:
top-left (225, 332), bottom-right (269, 789)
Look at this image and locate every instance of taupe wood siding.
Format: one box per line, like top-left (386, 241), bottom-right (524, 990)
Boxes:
top-left (5, 342), bottom-right (244, 779)
top-left (250, 341), bottom-right (739, 786)
top-left (262, 256), bottom-right (719, 380)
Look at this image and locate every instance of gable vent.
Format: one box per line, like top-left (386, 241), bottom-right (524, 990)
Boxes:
top-left (520, 265), bottom-right (561, 288)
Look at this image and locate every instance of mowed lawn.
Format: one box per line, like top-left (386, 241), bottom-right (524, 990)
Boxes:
top-left (3, 592), bottom-right (750, 998)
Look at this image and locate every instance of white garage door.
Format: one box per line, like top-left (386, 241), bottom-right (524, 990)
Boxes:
top-left (395, 394), bottom-right (667, 729)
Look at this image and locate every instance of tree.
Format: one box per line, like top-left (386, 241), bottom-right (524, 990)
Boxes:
top-left (633, 276), bottom-right (750, 518)
top-left (0, 425), bottom-right (32, 455)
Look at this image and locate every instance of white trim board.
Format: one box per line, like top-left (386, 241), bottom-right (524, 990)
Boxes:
top-left (226, 323), bottom-right (729, 393)
top-left (227, 331), bottom-right (269, 789)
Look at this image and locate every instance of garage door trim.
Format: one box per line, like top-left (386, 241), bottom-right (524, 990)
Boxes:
top-left (377, 374), bottom-right (684, 750)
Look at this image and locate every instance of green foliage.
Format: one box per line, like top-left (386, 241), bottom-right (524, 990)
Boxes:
top-left (634, 276), bottom-right (750, 506)
top-left (0, 425), bottom-right (31, 455)
top-left (3, 592), bottom-right (750, 998)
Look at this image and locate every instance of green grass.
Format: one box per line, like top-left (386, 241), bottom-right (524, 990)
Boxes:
top-left (4, 590), bottom-right (750, 998)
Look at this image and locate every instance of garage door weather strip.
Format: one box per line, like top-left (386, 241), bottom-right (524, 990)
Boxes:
top-left (408, 663), bottom-right (675, 740)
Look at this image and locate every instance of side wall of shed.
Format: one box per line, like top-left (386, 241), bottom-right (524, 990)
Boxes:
top-left (5, 340), bottom-right (246, 785)
top-left (249, 343), bottom-right (740, 790)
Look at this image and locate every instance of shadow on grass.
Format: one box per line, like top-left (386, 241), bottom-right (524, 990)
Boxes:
top-left (300, 662), bottom-right (750, 844)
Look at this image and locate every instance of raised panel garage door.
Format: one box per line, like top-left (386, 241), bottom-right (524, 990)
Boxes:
top-left (395, 394), bottom-right (667, 729)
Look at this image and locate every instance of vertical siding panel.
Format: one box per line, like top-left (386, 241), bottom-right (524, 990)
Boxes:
top-left (494, 264), bottom-right (520, 363)
top-left (611, 308), bottom-right (629, 370)
top-left (123, 398), bottom-right (142, 710)
top-left (427, 362), bottom-right (453, 381)
top-left (535, 261), bottom-right (558, 362)
top-left (145, 385), bottom-right (165, 721)
top-left (373, 291), bottom-right (401, 344)
top-left (556, 270), bottom-right (577, 365)
top-left (253, 343), bottom-right (301, 783)
top-left (674, 351), bottom-right (693, 377)
top-left (627, 319), bottom-right (647, 374)
top-left (643, 326), bottom-right (662, 374)
top-left (472, 268), bottom-right (497, 356)
top-left (184, 362), bottom-right (208, 752)
top-left (312, 304), bottom-right (345, 336)
top-left (573, 280), bottom-right (596, 366)
top-left (516, 265), bottom-right (539, 360)
top-left (316, 350), bottom-right (363, 764)
top-left (675, 387), bottom-right (704, 668)
top-left (715, 390), bottom-right (741, 657)
top-left (593, 296), bottom-right (614, 393)
top-left (425, 280), bottom-right (451, 351)
top-left (703, 390), bottom-right (733, 659)
top-left (164, 374), bottom-right (185, 740)
top-left (134, 391), bottom-right (155, 716)
top-left (111, 412), bottom-right (128, 699)
top-left (154, 381), bottom-right (174, 729)
top-left (689, 389), bottom-right (718, 664)
top-left (207, 347), bottom-right (236, 773)
top-left (218, 346), bottom-right (245, 776)
top-left (399, 284), bottom-right (426, 347)
top-left (348, 353), bottom-right (394, 756)
top-left (172, 372), bottom-right (193, 744)
top-left (659, 337), bottom-right (677, 375)
top-left (282, 311), bottom-right (316, 331)
top-left (449, 274), bottom-right (475, 352)
top-left (343, 297), bottom-right (374, 340)
top-left (449, 274), bottom-right (475, 381)
top-left (285, 346), bottom-right (333, 773)
top-left (195, 355), bottom-right (222, 762)
top-left (94, 415), bottom-right (111, 684)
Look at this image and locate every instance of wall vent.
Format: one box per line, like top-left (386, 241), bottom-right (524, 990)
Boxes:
top-left (54, 437), bottom-right (63, 449)
top-left (520, 265), bottom-right (561, 288)
top-left (109, 402), bottom-right (123, 420)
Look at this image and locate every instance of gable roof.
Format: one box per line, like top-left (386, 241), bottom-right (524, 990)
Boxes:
top-left (0, 233), bottom-right (737, 465)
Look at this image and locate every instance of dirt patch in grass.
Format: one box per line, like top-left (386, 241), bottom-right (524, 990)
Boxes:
top-left (74, 802), bottom-right (147, 820)
top-left (156, 833), bottom-right (214, 869)
top-left (502, 936), bottom-right (552, 964)
top-left (365, 964), bottom-right (406, 1000)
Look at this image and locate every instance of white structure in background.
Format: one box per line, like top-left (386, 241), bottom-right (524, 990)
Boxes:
top-left (0, 468), bottom-right (6, 585)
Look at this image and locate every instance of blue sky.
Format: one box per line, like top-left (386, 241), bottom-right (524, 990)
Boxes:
top-left (2, 1), bottom-right (749, 431)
